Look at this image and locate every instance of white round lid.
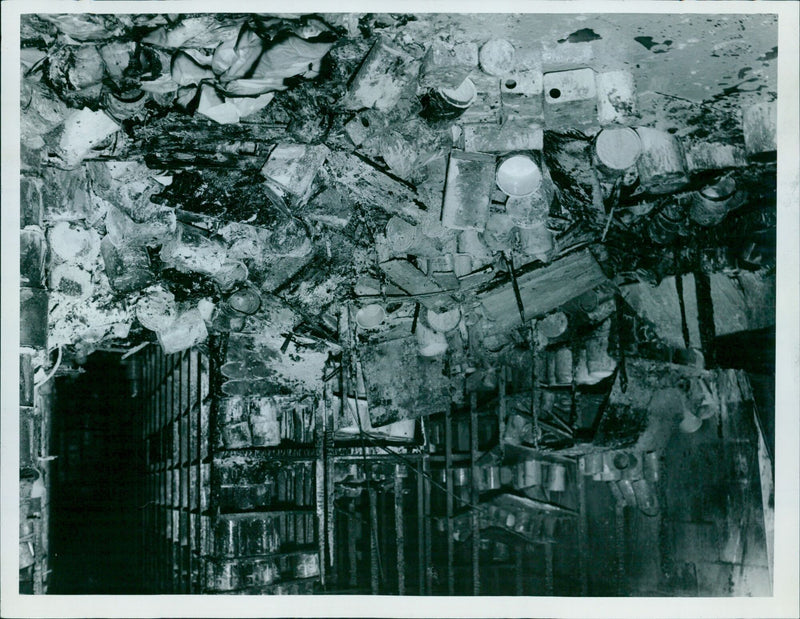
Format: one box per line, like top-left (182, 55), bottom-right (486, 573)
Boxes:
top-left (595, 127), bottom-right (642, 171)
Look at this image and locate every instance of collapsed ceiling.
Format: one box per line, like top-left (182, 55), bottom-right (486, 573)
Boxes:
top-left (17, 10), bottom-right (778, 598)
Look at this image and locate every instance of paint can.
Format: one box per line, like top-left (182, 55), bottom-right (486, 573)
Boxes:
top-left (689, 176), bottom-right (738, 227)
top-left (547, 463), bottom-right (567, 492)
top-left (484, 465), bottom-right (501, 490)
top-left (495, 154), bottom-right (542, 198)
top-left (554, 347), bottom-right (573, 384)
top-left (420, 77), bottom-right (477, 121)
top-left (594, 126), bottom-right (642, 179)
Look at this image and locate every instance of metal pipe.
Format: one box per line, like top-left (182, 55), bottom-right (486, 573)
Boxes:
top-left (394, 464), bottom-right (406, 595)
top-left (470, 391), bottom-right (480, 595)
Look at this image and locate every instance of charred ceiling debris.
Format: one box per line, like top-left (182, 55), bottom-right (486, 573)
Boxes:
top-left (19, 13), bottom-right (776, 596)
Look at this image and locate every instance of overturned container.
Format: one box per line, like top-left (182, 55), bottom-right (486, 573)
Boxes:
top-left (420, 77), bottom-right (477, 122)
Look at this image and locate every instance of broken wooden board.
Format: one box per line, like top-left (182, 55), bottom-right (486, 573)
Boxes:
top-left (478, 248), bottom-right (608, 332)
top-left (324, 150), bottom-right (427, 224)
top-left (359, 335), bottom-right (451, 427)
top-left (621, 275), bottom-right (702, 349)
top-left (624, 272), bottom-right (777, 349)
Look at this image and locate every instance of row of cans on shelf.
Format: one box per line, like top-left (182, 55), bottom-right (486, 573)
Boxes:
top-left (578, 449), bottom-right (660, 483)
top-left (205, 551), bottom-right (320, 592)
top-left (432, 459), bottom-right (568, 497)
top-left (213, 511), bottom-right (317, 558)
top-left (446, 503), bottom-right (566, 543)
top-left (218, 395), bottom-right (316, 448)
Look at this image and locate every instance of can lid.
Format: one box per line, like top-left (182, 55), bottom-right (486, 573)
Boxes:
top-left (496, 154), bottom-right (542, 197)
top-left (595, 127), bottom-right (642, 171)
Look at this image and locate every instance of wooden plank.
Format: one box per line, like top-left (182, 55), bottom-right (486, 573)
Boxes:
top-left (479, 248), bottom-right (608, 332)
top-left (325, 150), bottom-right (427, 224)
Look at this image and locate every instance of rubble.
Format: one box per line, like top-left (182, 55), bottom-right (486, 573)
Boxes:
top-left (17, 12), bottom-right (779, 600)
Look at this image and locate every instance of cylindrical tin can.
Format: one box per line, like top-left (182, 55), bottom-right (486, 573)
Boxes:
top-left (580, 452), bottom-right (603, 476)
top-left (648, 201), bottom-right (689, 245)
top-left (20, 228), bottom-right (47, 289)
top-left (547, 463), bottom-right (567, 492)
top-left (594, 126), bottom-right (642, 179)
top-left (642, 451), bottom-right (660, 483)
top-left (636, 127), bottom-right (689, 195)
top-left (538, 311), bottom-right (568, 340)
top-left (689, 176), bottom-right (737, 227)
top-left (484, 465), bottom-right (501, 490)
top-left (525, 459), bottom-right (543, 486)
top-left (554, 348), bottom-right (573, 384)
top-left (496, 154), bottom-right (542, 198)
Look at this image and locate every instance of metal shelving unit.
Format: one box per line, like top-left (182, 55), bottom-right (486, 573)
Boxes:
top-left (140, 345), bottom-right (211, 593)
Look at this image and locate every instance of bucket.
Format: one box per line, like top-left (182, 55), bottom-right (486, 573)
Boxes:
top-left (420, 77), bottom-right (477, 121)
top-left (496, 154), bottom-right (542, 198)
top-left (355, 304), bottom-right (386, 330)
top-left (594, 127), bottom-right (642, 177)
top-left (689, 176), bottom-right (737, 227)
